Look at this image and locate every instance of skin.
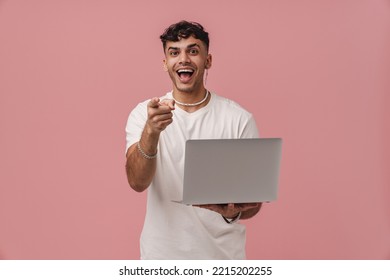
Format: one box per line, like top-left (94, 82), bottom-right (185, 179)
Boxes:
top-left (125, 97), bottom-right (175, 192)
top-left (126, 35), bottom-right (261, 219)
top-left (163, 36), bottom-right (211, 110)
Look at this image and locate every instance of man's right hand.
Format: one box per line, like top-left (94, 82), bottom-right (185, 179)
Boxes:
top-left (126, 97), bottom-right (175, 192)
top-left (145, 97), bottom-right (175, 135)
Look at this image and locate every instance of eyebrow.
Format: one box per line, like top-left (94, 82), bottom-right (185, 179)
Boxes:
top-left (167, 43), bottom-right (201, 52)
top-left (186, 43), bottom-right (200, 49)
top-left (167, 46), bottom-right (179, 52)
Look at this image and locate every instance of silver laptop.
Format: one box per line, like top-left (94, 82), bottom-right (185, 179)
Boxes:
top-left (177, 138), bottom-right (282, 205)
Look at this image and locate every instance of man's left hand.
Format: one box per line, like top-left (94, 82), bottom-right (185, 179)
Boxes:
top-left (194, 203), bottom-right (260, 219)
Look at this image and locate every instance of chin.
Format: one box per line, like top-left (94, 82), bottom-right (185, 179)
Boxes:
top-left (175, 84), bottom-right (195, 93)
top-left (178, 88), bottom-right (194, 93)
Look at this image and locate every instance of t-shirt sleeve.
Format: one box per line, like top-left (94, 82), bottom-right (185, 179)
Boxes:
top-left (125, 101), bottom-right (148, 154)
top-left (240, 114), bottom-right (260, 138)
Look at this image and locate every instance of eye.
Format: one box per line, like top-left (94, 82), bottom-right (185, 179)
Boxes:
top-left (169, 51), bottom-right (179, 56)
top-left (189, 49), bottom-right (199, 55)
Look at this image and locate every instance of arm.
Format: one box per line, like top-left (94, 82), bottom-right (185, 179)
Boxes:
top-left (125, 98), bottom-right (175, 192)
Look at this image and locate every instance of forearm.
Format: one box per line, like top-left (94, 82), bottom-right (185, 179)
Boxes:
top-left (125, 98), bottom-right (175, 192)
top-left (240, 203), bottom-right (262, 220)
top-left (125, 127), bottom-right (160, 192)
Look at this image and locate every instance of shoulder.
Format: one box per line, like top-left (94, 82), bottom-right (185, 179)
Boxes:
top-left (208, 92), bottom-right (259, 138)
top-left (211, 92), bottom-right (253, 118)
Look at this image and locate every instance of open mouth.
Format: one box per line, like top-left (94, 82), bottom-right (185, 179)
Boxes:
top-left (176, 69), bottom-right (194, 82)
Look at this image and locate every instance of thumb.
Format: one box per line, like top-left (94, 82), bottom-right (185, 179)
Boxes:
top-left (160, 98), bottom-right (175, 110)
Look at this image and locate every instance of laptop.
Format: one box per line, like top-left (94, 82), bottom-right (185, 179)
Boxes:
top-left (175, 138), bottom-right (282, 205)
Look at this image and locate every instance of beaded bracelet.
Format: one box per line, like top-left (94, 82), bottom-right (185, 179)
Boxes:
top-left (137, 141), bottom-right (157, 160)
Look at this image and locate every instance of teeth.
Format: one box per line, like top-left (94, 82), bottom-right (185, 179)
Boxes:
top-left (177, 69), bottom-right (194, 73)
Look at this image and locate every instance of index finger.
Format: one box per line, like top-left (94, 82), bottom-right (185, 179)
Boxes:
top-left (235, 203), bottom-right (260, 211)
top-left (236, 203), bottom-right (259, 207)
top-left (148, 97), bottom-right (160, 108)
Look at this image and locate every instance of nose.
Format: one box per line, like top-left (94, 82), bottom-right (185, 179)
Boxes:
top-left (178, 51), bottom-right (190, 64)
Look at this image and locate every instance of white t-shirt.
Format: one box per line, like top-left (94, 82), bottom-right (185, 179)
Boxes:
top-left (125, 91), bottom-right (259, 259)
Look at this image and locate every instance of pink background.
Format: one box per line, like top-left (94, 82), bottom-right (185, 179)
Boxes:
top-left (0, 0), bottom-right (389, 259)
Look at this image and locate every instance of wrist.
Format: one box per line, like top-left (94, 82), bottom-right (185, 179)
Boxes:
top-left (145, 123), bottom-right (161, 137)
top-left (139, 125), bottom-right (160, 155)
top-left (222, 211), bottom-right (241, 224)
top-left (137, 141), bottom-right (157, 160)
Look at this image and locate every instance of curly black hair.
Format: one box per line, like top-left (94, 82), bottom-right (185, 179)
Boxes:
top-left (160, 20), bottom-right (209, 52)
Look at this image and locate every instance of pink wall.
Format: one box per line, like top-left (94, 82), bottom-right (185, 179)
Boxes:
top-left (0, 0), bottom-right (389, 259)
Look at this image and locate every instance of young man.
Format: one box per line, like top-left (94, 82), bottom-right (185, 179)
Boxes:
top-left (125, 21), bottom-right (261, 259)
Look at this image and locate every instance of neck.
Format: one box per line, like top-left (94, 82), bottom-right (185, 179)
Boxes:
top-left (172, 88), bottom-right (210, 112)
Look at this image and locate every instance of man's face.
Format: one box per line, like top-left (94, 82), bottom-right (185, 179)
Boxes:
top-left (163, 36), bottom-right (212, 94)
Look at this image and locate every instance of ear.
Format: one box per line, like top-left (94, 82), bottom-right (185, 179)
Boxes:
top-left (162, 59), bottom-right (168, 72)
top-left (205, 54), bottom-right (212, 69)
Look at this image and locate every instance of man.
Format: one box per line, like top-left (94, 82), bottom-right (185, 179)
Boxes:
top-left (125, 21), bottom-right (261, 259)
